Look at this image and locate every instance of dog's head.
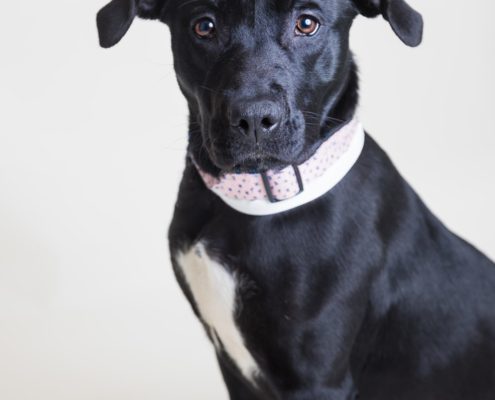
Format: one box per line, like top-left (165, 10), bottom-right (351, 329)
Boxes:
top-left (97, 0), bottom-right (422, 172)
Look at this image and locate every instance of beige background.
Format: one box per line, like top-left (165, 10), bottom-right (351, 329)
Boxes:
top-left (0, 0), bottom-right (494, 399)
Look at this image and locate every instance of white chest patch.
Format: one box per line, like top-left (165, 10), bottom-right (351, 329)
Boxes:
top-left (176, 242), bottom-right (259, 383)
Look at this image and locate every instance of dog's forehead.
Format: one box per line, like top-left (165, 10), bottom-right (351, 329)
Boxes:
top-left (170, 0), bottom-right (338, 14)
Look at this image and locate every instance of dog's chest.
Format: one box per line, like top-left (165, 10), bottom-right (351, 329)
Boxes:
top-left (176, 242), bottom-right (259, 383)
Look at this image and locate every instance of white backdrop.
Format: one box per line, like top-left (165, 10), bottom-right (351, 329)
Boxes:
top-left (0, 1), bottom-right (494, 399)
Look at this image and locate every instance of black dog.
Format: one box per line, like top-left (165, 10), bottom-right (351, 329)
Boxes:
top-left (97, 0), bottom-right (495, 398)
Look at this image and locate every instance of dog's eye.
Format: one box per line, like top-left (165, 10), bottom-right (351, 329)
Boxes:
top-left (295, 15), bottom-right (320, 36)
top-left (194, 18), bottom-right (216, 39)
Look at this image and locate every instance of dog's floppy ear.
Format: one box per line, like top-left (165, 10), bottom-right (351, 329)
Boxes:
top-left (353, 0), bottom-right (423, 47)
top-left (97, 0), bottom-right (166, 48)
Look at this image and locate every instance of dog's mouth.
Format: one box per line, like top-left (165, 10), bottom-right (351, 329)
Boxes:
top-left (203, 110), bottom-right (307, 173)
top-left (206, 132), bottom-right (307, 173)
top-left (232, 156), bottom-right (293, 173)
top-left (208, 146), bottom-right (291, 173)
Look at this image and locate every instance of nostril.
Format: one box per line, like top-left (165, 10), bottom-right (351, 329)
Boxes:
top-left (238, 119), bottom-right (250, 134)
top-left (261, 117), bottom-right (276, 130)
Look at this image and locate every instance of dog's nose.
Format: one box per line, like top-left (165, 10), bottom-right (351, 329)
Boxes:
top-left (230, 100), bottom-right (282, 142)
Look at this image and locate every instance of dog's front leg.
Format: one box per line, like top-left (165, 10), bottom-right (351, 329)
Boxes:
top-left (279, 377), bottom-right (358, 400)
top-left (219, 354), bottom-right (358, 400)
top-left (218, 357), bottom-right (269, 400)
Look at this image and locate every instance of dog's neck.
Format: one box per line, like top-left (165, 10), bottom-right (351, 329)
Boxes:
top-left (187, 59), bottom-right (362, 215)
top-left (194, 117), bottom-right (364, 215)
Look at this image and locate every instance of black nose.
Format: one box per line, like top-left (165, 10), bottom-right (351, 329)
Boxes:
top-left (230, 100), bottom-right (282, 142)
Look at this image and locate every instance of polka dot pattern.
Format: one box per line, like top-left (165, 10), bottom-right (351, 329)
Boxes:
top-left (196, 119), bottom-right (359, 202)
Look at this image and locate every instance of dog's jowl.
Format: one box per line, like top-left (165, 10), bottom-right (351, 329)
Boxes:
top-left (97, 0), bottom-right (495, 399)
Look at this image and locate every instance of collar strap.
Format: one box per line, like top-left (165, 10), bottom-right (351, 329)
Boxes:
top-left (193, 117), bottom-right (365, 216)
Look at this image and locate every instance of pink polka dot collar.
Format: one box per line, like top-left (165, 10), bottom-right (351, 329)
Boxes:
top-left (193, 117), bottom-right (365, 216)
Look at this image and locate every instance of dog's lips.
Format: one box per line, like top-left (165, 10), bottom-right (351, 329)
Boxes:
top-left (204, 114), bottom-right (307, 171)
top-left (208, 144), bottom-right (270, 172)
top-left (207, 133), bottom-right (309, 172)
top-left (209, 148), bottom-right (257, 170)
top-left (211, 148), bottom-right (294, 173)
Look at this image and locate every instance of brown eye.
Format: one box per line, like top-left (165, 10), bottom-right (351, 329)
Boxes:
top-left (295, 15), bottom-right (320, 36)
top-left (194, 18), bottom-right (216, 39)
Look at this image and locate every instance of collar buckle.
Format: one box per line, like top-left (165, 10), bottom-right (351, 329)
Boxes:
top-left (260, 165), bottom-right (304, 203)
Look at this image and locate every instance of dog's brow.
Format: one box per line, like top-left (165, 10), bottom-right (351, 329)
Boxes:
top-left (274, 0), bottom-right (295, 11)
top-left (177, 0), bottom-right (218, 9)
top-left (277, 0), bottom-right (322, 11)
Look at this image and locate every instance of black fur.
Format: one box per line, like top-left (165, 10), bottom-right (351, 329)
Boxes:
top-left (97, 1), bottom-right (495, 398)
